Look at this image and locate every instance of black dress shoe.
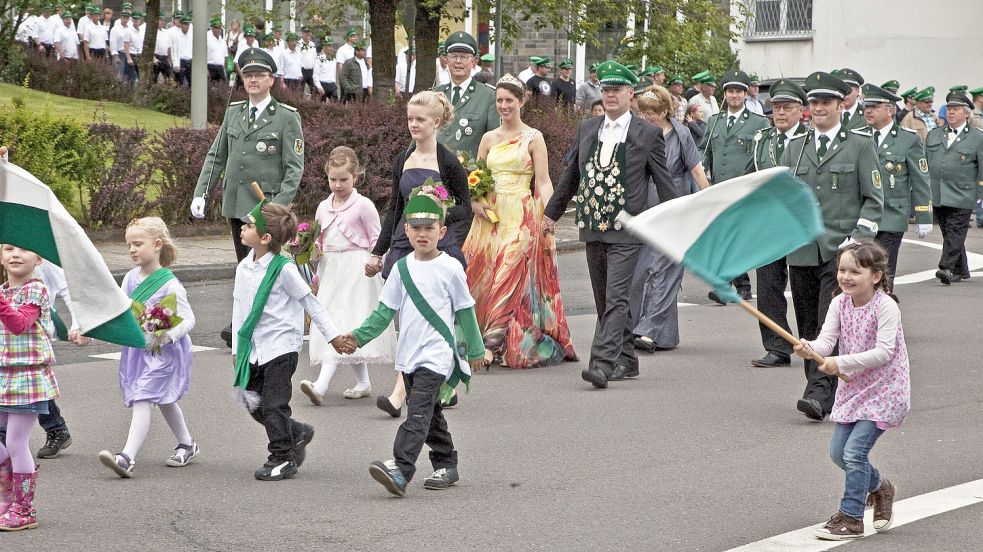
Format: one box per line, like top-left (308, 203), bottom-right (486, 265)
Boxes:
top-left (935, 269), bottom-right (953, 285)
top-left (751, 352), bottom-right (791, 368)
top-left (738, 289), bottom-right (753, 301)
top-left (376, 396), bottom-right (402, 418)
top-left (581, 367), bottom-right (608, 388)
top-left (609, 364), bottom-right (639, 380)
top-left (796, 398), bottom-right (824, 421)
top-left (707, 290), bottom-right (726, 305)
top-left (221, 325), bottom-right (233, 348)
top-left (634, 335), bottom-right (657, 352)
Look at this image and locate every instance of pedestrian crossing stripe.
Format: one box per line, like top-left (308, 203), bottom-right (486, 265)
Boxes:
top-left (89, 344), bottom-right (217, 360)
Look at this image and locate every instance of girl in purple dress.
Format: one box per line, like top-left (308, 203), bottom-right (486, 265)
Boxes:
top-left (98, 217), bottom-right (199, 478)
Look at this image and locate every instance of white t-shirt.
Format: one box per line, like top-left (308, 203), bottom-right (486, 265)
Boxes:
top-left (313, 53), bottom-right (337, 84)
top-left (336, 42), bottom-right (355, 66)
top-left (379, 253), bottom-right (475, 378)
top-left (83, 20), bottom-right (107, 49)
top-left (35, 14), bottom-right (57, 44)
top-left (76, 14), bottom-right (91, 40)
top-left (56, 25), bottom-right (80, 59)
top-left (153, 26), bottom-right (171, 56)
top-left (206, 31), bottom-right (227, 65)
top-left (518, 67), bottom-right (534, 83)
top-left (124, 23), bottom-right (145, 55)
top-left (280, 48), bottom-right (303, 79)
top-left (109, 19), bottom-right (130, 53)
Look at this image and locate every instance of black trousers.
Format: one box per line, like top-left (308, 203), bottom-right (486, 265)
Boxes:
top-left (207, 63), bottom-right (227, 82)
top-left (152, 54), bottom-right (172, 81)
top-left (302, 68), bottom-right (315, 92)
top-left (177, 58), bottom-right (192, 88)
top-left (319, 82), bottom-right (337, 102)
top-left (875, 230), bottom-right (904, 291)
top-left (755, 257), bottom-right (792, 359)
top-left (229, 219), bottom-right (251, 262)
top-left (935, 206), bottom-right (971, 273)
top-left (732, 272), bottom-right (751, 294)
top-left (585, 241), bottom-right (643, 374)
top-left (245, 352), bottom-right (306, 462)
top-left (0, 399), bottom-right (67, 443)
top-left (789, 259), bottom-right (839, 415)
top-left (393, 368), bottom-right (456, 482)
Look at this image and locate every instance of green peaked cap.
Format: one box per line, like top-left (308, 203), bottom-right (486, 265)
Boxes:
top-left (241, 200), bottom-right (269, 236)
top-left (404, 195), bottom-right (444, 225)
top-left (596, 61), bottom-right (639, 86)
top-left (899, 86), bottom-right (918, 98)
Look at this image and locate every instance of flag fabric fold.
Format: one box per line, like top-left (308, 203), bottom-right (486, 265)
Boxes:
top-left (616, 167), bottom-right (823, 303)
top-left (0, 160), bottom-right (146, 348)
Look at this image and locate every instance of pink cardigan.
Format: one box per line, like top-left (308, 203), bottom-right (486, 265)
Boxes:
top-left (314, 190), bottom-right (381, 252)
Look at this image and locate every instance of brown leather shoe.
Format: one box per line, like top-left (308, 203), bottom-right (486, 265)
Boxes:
top-left (815, 511), bottom-right (864, 540)
top-left (869, 479), bottom-right (896, 532)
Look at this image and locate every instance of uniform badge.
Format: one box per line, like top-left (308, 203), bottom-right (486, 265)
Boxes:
top-left (918, 158), bottom-right (928, 173)
top-left (872, 170), bottom-right (882, 189)
top-left (884, 162), bottom-right (894, 172)
top-left (539, 81), bottom-right (551, 96)
top-left (294, 139), bottom-right (304, 155)
top-left (459, 118), bottom-right (468, 127)
top-left (464, 127), bottom-right (473, 136)
top-left (455, 129), bottom-right (462, 141)
top-left (268, 145), bottom-right (277, 155)
top-left (256, 142), bottom-right (267, 153)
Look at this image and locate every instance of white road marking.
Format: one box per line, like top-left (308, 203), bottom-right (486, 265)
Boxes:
top-left (89, 344), bottom-right (218, 360)
top-left (725, 477), bottom-right (983, 551)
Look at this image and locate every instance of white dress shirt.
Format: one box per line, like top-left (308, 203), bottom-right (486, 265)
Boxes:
top-left (124, 24), bottom-right (145, 55)
top-left (36, 14), bottom-right (56, 45)
top-left (56, 25), bottom-right (80, 59)
top-left (109, 19), bottom-right (131, 53)
top-left (598, 110), bottom-right (633, 144)
top-left (83, 20), bottom-right (107, 49)
top-left (815, 123), bottom-right (843, 152)
top-left (153, 27), bottom-right (171, 56)
top-left (336, 42), bottom-right (355, 66)
top-left (871, 121), bottom-right (893, 147)
top-left (234, 38), bottom-right (259, 65)
top-left (173, 28), bottom-right (193, 61)
top-left (947, 123), bottom-right (966, 147)
top-left (313, 53), bottom-right (337, 85)
top-left (280, 47), bottom-right (304, 79)
top-left (205, 31), bottom-right (227, 65)
top-left (232, 251), bottom-right (339, 365)
top-left (299, 39), bottom-right (318, 69)
top-left (395, 59), bottom-right (415, 92)
top-left (76, 14), bottom-right (90, 40)
top-left (518, 67), bottom-right (534, 83)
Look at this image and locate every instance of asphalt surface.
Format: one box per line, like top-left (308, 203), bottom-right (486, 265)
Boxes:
top-left (9, 227), bottom-right (983, 551)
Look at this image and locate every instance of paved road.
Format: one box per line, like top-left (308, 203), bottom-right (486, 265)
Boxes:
top-left (12, 229), bottom-right (983, 551)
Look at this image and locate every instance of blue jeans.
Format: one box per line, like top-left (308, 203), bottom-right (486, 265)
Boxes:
top-left (829, 420), bottom-right (884, 519)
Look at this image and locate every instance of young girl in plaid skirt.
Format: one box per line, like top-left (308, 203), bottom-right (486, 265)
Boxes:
top-left (0, 245), bottom-right (58, 531)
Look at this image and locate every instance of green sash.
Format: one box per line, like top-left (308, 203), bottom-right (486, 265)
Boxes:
top-left (396, 257), bottom-right (471, 402)
top-left (130, 268), bottom-right (176, 303)
top-left (233, 254), bottom-right (289, 389)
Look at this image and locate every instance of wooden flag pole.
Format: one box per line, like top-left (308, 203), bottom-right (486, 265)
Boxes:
top-left (251, 182), bottom-right (266, 201)
top-left (737, 299), bottom-right (850, 383)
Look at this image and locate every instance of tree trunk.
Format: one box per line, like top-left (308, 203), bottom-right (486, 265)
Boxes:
top-left (413, 0), bottom-right (440, 93)
top-left (368, 0), bottom-right (397, 103)
top-left (139, 0), bottom-right (161, 96)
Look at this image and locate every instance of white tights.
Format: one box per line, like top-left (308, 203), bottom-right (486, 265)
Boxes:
top-left (313, 357), bottom-right (370, 395)
top-left (121, 401), bottom-right (193, 461)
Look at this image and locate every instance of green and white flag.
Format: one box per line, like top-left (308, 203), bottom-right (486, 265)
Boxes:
top-left (0, 160), bottom-right (146, 347)
top-left (616, 167), bottom-right (823, 303)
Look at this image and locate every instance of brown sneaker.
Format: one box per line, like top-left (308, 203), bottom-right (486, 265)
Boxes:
top-left (869, 479), bottom-right (896, 532)
top-left (815, 511), bottom-right (864, 541)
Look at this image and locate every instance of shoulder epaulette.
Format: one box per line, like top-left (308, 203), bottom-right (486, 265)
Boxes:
top-left (480, 82), bottom-right (495, 90)
top-left (229, 100), bottom-right (246, 106)
top-left (280, 103), bottom-right (297, 112)
top-left (974, 127), bottom-right (983, 134)
top-left (789, 132), bottom-right (808, 141)
top-left (748, 111), bottom-right (768, 119)
top-left (435, 84), bottom-right (449, 92)
top-left (850, 128), bottom-right (872, 137)
top-left (899, 126), bottom-right (917, 134)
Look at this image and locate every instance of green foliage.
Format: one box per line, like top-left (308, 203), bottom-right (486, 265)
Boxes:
top-left (0, 101), bottom-right (103, 220)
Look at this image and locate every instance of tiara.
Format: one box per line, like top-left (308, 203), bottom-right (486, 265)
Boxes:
top-left (497, 73), bottom-right (524, 89)
top-left (641, 91), bottom-right (658, 100)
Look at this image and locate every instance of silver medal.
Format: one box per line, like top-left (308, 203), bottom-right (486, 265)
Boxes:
top-left (256, 142), bottom-right (267, 153)
top-left (455, 129), bottom-right (462, 141)
top-left (459, 118), bottom-right (468, 127)
top-left (464, 127), bottom-right (473, 136)
top-left (268, 145), bottom-right (277, 155)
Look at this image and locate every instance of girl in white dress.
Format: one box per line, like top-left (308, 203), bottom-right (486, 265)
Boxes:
top-left (301, 147), bottom-right (396, 404)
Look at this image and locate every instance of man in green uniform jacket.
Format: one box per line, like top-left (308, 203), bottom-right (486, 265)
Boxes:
top-left (700, 69), bottom-right (770, 302)
top-left (834, 68), bottom-right (867, 132)
top-left (434, 32), bottom-right (499, 161)
top-left (191, 48), bottom-right (305, 345)
top-left (779, 71), bottom-right (883, 422)
top-left (925, 90), bottom-right (983, 284)
top-left (860, 83), bottom-right (933, 287)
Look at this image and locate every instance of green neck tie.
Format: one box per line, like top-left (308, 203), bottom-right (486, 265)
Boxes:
top-left (727, 115), bottom-right (735, 130)
top-left (452, 85), bottom-right (461, 105)
top-left (249, 106), bottom-right (257, 126)
top-left (842, 111), bottom-right (850, 126)
top-left (776, 133), bottom-right (786, 160)
top-left (817, 134), bottom-right (830, 161)
top-left (873, 130), bottom-right (881, 146)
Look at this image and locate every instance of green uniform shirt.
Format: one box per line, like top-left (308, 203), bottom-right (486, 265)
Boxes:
top-left (753, 123), bottom-right (808, 171)
top-left (700, 108), bottom-right (771, 184)
top-left (867, 124), bottom-right (932, 232)
top-left (924, 124), bottom-right (983, 209)
top-left (194, 98), bottom-right (304, 218)
top-left (434, 79), bottom-right (500, 157)
top-left (780, 127), bottom-right (884, 266)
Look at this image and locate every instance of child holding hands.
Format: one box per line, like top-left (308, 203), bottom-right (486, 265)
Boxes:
top-left (232, 201), bottom-right (351, 481)
top-left (795, 241), bottom-right (910, 541)
top-left (345, 194), bottom-right (486, 496)
top-left (300, 147), bottom-right (396, 405)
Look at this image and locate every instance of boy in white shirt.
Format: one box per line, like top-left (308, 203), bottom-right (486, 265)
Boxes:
top-left (348, 195), bottom-right (486, 496)
top-left (232, 201), bottom-right (349, 481)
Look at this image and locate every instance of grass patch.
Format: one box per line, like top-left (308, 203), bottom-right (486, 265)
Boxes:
top-left (0, 82), bottom-right (190, 133)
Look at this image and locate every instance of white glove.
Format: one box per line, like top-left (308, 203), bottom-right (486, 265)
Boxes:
top-left (838, 236), bottom-right (858, 249)
top-left (190, 196), bottom-right (206, 219)
top-left (916, 224), bottom-right (932, 239)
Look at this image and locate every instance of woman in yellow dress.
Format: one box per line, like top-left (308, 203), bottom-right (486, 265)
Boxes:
top-left (463, 74), bottom-right (577, 368)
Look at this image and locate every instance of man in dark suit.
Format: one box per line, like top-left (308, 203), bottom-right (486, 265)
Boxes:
top-left (543, 61), bottom-right (676, 389)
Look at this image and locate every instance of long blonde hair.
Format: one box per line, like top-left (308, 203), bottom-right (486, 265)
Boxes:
top-left (127, 217), bottom-right (178, 267)
top-left (407, 91), bottom-right (455, 129)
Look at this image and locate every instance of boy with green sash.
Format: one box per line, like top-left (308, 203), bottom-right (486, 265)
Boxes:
top-left (345, 195), bottom-right (485, 496)
top-left (232, 201), bottom-right (351, 481)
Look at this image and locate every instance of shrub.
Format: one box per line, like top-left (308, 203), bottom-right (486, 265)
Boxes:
top-left (521, 96), bottom-right (579, 185)
top-left (86, 123), bottom-right (154, 228)
top-left (0, 103), bottom-right (103, 221)
top-left (22, 50), bottom-right (132, 104)
top-left (147, 126), bottom-right (224, 224)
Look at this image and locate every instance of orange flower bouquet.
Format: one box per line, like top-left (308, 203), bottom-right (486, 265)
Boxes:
top-left (458, 150), bottom-right (498, 223)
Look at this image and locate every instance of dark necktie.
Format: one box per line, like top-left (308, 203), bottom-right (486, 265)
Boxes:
top-left (842, 111), bottom-right (850, 126)
top-left (727, 115), bottom-right (735, 130)
top-left (249, 106), bottom-right (257, 126)
top-left (776, 134), bottom-right (787, 160)
top-left (873, 130), bottom-right (881, 146)
top-left (818, 135), bottom-right (830, 161)
top-left (452, 85), bottom-right (461, 105)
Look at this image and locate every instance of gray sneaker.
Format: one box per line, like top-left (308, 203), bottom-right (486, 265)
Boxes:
top-left (166, 442), bottom-right (200, 467)
top-left (423, 467), bottom-right (459, 490)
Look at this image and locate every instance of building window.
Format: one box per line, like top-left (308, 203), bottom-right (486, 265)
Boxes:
top-left (744, 0), bottom-right (813, 41)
